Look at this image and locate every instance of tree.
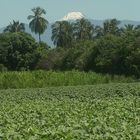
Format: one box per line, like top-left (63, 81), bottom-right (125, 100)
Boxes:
top-left (124, 24), bottom-right (135, 31)
top-left (95, 26), bottom-right (104, 38)
top-left (122, 34), bottom-right (140, 77)
top-left (0, 32), bottom-right (40, 70)
top-left (27, 7), bottom-right (48, 42)
top-left (121, 24), bottom-right (135, 35)
top-left (61, 41), bottom-right (93, 70)
top-left (84, 35), bottom-right (125, 74)
top-left (95, 19), bottom-right (120, 37)
top-left (73, 18), bottom-right (94, 41)
top-left (4, 20), bottom-right (25, 33)
top-left (104, 19), bottom-right (120, 35)
top-left (51, 21), bottom-right (73, 47)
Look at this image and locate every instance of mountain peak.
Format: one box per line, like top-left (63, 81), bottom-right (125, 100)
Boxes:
top-left (61, 12), bottom-right (85, 21)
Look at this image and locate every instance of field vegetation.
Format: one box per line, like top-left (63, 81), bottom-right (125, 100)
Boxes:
top-left (0, 70), bottom-right (135, 89)
top-left (0, 83), bottom-right (140, 139)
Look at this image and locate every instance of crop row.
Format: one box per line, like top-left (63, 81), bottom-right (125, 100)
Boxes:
top-left (0, 83), bottom-right (140, 139)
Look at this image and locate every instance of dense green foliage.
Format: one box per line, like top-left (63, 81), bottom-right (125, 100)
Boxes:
top-left (0, 70), bottom-right (135, 89)
top-left (0, 32), bottom-right (48, 71)
top-left (0, 83), bottom-right (140, 139)
top-left (0, 32), bottom-right (41, 71)
top-left (44, 21), bottom-right (140, 77)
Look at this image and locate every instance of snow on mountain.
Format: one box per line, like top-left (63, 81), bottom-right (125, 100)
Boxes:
top-left (61, 12), bottom-right (85, 21)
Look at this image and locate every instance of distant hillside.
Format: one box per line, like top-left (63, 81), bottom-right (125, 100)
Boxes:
top-left (1, 19), bottom-right (140, 47)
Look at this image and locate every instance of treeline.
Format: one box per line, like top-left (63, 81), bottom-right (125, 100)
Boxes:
top-left (1, 7), bottom-right (140, 77)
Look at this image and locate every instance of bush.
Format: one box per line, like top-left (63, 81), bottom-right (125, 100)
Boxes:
top-left (0, 64), bottom-right (7, 72)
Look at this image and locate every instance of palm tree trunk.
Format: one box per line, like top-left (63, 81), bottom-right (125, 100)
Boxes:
top-left (39, 33), bottom-right (41, 42)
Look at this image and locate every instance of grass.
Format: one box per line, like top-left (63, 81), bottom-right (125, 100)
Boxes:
top-left (0, 70), bottom-right (135, 89)
top-left (0, 83), bottom-right (140, 139)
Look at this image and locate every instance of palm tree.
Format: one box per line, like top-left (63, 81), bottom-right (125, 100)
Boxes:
top-left (95, 25), bottom-right (104, 38)
top-left (4, 20), bottom-right (25, 32)
top-left (124, 24), bottom-right (134, 32)
top-left (120, 24), bottom-right (135, 36)
top-left (95, 19), bottom-right (120, 38)
top-left (27, 7), bottom-right (48, 42)
top-left (73, 18), bottom-right (94, 41)
top-left (51, 21), bottom-right (73, 47)
top-left (103, 19), bottom-right (120, 35)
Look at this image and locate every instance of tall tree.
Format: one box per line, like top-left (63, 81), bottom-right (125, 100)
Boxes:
top-left (27, 7), bottom-right (48, 42)
top-left (73, 18), bottom-right (94, 41)
top-left (95, 19), bottom-right (120, 37)
top-left (4, 20), bottom-right (25, 33)
top-left (104, 19), bottom-right (120, 35)
top-left (95, 25), bottom-right (104, 38)
top-left (51, 21), bottom-right (73, 47)
top-left (124, 24), bottom-right (135, 32)
top-left (121, 24), bottom-right (136, 40)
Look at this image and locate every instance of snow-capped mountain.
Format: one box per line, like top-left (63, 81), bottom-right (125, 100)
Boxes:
top-left (61, 12), bottom-right (85, 21)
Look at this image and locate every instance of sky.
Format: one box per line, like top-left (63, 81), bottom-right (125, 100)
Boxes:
top-left (0, 0), bottom-right (140, 27)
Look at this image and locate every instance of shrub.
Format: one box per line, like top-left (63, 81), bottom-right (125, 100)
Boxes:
top-left (0, 64), bottom-right (7, 72)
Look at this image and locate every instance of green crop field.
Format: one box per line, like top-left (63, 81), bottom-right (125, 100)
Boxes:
top-left (0, 83), bottom-right (140, 139)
